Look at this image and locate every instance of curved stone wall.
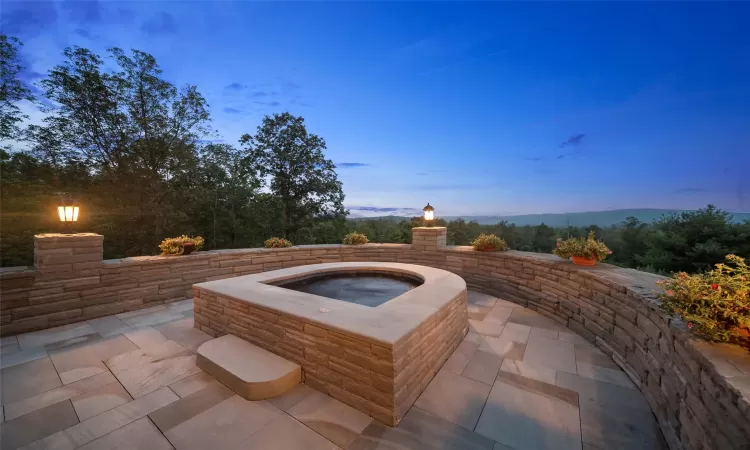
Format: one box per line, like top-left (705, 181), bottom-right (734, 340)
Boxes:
top-left (1, 243), bottom-right (748, 449)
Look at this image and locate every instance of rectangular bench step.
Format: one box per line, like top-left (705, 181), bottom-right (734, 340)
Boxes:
top-left (196, 335), bottom-right (301, 400)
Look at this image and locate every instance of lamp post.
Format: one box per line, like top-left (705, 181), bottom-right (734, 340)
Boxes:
top-left (57, 195), bottom-right (80, 232)
top-left (423, 202), bottom-right (435, 227)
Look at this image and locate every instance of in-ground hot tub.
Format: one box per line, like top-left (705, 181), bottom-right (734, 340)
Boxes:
top-left (272, 270), bottom-right (423, 307)
top-left (192, 262), bottom-right (468, 426)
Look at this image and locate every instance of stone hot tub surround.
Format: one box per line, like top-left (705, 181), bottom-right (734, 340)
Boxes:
top-left (192, 262), bottom-right (468, 426)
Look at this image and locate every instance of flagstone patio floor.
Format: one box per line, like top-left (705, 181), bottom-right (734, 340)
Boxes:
top-left (0, 291), bottom-right (667, 450)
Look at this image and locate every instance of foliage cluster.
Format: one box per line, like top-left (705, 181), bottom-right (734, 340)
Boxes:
top-left (342, 232), bottom-right (369, 245)
top-left (264, 237), bottom-right (293, 248)
top-left (553, 231), bottom-right (612, 261)
top-left (471, 234), bottom-right (508, 251)
top-left (658, 255), bottom-right (750, 344)
top-left (159, 235), bottom-right (205, 256)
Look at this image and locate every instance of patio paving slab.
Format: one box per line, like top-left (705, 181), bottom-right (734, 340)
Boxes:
top-left (17, 323), bottom-right (96, 351)
top-left (168, 371), bottom-right (217, 398)
top-left (164, 395), bottom-right (283, 450)
top-left (576, 362), bottom-right (636, 389)
top-left (507, 308), bottom-right (569, 333)
top-left (149, 381), bottom-right (234, 433)
top-left (237, 415), bottom-right (340, 450)
top-left (1, 357), bottom-right (62, 406)
top-left (475, 376), bottom-right (582, 450)
top-left (443, 339), bottom-right (479, 375)
top-left (522, 336), bottom-right (577, 375)
top-left (555, 371), bottom-right (651, 412)
top-left (48, 334), bottom-right (137, 384)
top-left (122, 326), bottom-right (170, 349)
top-left (113, 354), bottom-right (201, 398)
top-left (70, 381), bottom-right (132, 421)
top-left (86, 316), bottom-right (131, 337)
top-left (499, 358), bottom-right (557, 385)
top-left (0, 400), bottom-right (79, 450)
top-left (20, 387), bottom-right (179, 450)
top-left (77, 417), bottom-right (173, 450)
top-left (5, 372), bottom-right (116, 421)
top-left (349, 407), bottom-right (494, 450)
top-left (0, 347), bottom-right (48, 370)
top-left (579, 402), bottom-right (667, 450)
top-left (287, 387), bottom-right (372, 448)
top-left (154, 317), bottom-right (213, 352)
top-left (462, 350), bottom-right (503, 385)
top-left (268, 383), bottom-right (319, 412)
top-left (413, 369), bottom-right (491, 430)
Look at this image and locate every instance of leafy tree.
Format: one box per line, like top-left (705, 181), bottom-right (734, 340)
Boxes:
top-left (616, 217), bottom-right (649, 267)
top-left (27, 46), bottom-right (211, 255)
top-left (531, 223), bottom-right (556, 252)
top-left (0, 34), bottom-right (35, 145)
top-left (637, 205), bottom-right (736, 273)
top-left (239, 112), bottom-right (346, 241)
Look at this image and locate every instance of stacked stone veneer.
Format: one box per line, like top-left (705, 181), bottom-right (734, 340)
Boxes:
top-left (411, 226), bottom-right (447, 251)
top-left (193, 284), bottom-right (467, 426)
top-left (1, 237), bottom-right (749, 448)
top-left (34, 233), bottom-right (104, 274)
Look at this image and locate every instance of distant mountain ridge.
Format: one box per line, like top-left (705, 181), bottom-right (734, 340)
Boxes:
top-left (349, 209), bottom-right (750, 227)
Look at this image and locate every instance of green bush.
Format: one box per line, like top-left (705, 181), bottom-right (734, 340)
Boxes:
top-left (159, 235), bottom-right (205, 255)
top-left (471, 234), bottom-right (508, 251)
top-left (264, 237), bottom-right (292, 248)
top-left (342, 232), bottom-right (369, 245)
top-left (658, 254), bottom-right (750, 344)
top-left (553, 231), bottom-right (611, 261)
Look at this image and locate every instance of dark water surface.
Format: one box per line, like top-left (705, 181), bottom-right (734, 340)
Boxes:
top-left (278, 273), bottom-right (421, 307)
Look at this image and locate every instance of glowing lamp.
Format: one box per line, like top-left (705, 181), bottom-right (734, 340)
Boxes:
top-left (423, 202), bottom-right (435, 226)
top-left (57, 196), bottom-right (79, 229)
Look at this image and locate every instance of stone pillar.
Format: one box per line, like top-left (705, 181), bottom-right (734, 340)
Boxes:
top-left (34, 233), bottom-right (104, 274)
top-left (411, 227), bottom-right (447, 251)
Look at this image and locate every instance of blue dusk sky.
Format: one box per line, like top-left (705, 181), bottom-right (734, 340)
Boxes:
top-left (5, 1), bottom-right (750, 217)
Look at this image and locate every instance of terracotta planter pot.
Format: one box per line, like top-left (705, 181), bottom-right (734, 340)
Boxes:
top-left (477, 247), bottom-right (496, 252)
top-left (571, 256), bottom-right (597, 266)
top-left (182, 243), bottom-right (195, 255)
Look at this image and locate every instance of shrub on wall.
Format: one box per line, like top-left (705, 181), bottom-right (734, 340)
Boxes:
top-left (343, 232), bottom-right (369, 245)
top-left (159, 235), bottom-right (205, 255)
top-left (658, 254), bottom-right (750, 345)
top-left (471, 234), bottom-right (508, 251)
top-left (264, 237), bottom-right (293, 248)
top-left (553, 231), bottom-right (611, 261)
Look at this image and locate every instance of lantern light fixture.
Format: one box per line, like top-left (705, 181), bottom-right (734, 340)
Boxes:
top-left (423, 202), bottom-right (435, 226)
top-left (57, 195), bottom-right (80, 230)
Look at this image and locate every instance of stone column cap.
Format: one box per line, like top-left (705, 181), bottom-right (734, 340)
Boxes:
top-left (34, 233), bottom-right (103, 239)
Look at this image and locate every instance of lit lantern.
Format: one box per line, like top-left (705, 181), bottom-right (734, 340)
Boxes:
top-left (57, 196), bottom-right (80, 230)
top-left (423, 202), bottom-right (435, 226)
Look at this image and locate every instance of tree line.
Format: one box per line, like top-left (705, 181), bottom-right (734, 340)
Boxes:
top-left (1, 34), bottom-right (346, 266)
top-left (347, 205), bottom-right (750, 274)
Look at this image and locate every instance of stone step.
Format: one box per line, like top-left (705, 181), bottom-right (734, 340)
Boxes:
top-left (196, 335), bottom-right (301, 400)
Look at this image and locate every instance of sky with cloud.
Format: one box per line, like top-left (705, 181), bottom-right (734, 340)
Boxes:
top-left (5, 1), bottom-right (750, 216)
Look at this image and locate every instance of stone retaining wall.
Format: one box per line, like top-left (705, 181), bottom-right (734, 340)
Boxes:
top-left (1, 243), bottom-right (748, 449)
top-left (193, 282), bottom-right (467, 425)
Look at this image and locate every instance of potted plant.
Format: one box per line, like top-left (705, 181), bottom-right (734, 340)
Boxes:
top-left (471, 234), bottom-right (508, 252)
top-left (658, 254), bottom-right (749, 347)
top-left (264, 237), bottom-right (293, 248)
top-left (343, 232), bottom-right (369, 245)
top-left (159, 235), bottom-right (205, 256)
top-left (553, 231), bottom-right (611, 266)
